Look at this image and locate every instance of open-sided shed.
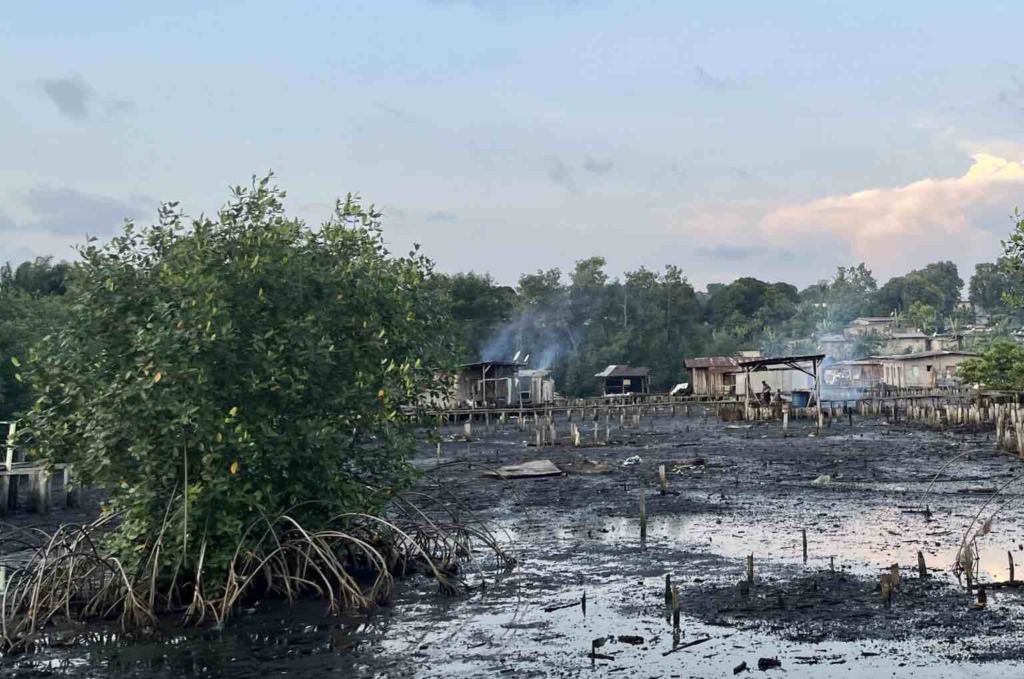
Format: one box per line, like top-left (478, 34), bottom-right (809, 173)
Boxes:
top-left (736, 354), bottom-right (825, 416)
top-left (595, 365), bottom-right (651, 396)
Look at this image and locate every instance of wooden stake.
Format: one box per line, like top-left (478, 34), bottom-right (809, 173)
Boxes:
top-left (802, 528), bottom-right (807, 562)
top-left (1010, 551), bottom-right (1016, 583)
top-left (436, 441), bottom-right (441, 462)
top-left (659, 465), bottom-right (667, 495)
top-left (671, 584), bottom-right (680, 630)
top-left (918, 551), bottom-right (927, 579)
top-left (639, 489), bottom-right (647, 545)
top-left (746, 553), bottom-right (754, 585)
top-left (664, 573), bottom-right (672, 606)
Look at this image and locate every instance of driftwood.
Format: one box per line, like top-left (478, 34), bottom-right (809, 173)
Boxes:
top-left (661, 636), bottom-right (712, 656)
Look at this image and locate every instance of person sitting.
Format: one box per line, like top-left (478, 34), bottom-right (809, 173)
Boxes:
top-left (760, 380), bottom-right (772, 405)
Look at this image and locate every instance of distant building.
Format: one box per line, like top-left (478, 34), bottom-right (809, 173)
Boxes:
top-left (684, 356), bottom-right (740, 397)
top-left (877, 351), bottom-right (977, 389)
top-left (884, 332), bottom-right (929, 354)
top-left (845, 317), bottom-right (895, 337)
top-left (929, 334), bottom-right (964, 352)
top-left (452, 360), bottom-right (522, 407)
top-left (816, 333), bottom-right (853, 358)
top-left (595, 365), bottom-right (651, 396)
top-left (825, 358), bottom-right (884, 390)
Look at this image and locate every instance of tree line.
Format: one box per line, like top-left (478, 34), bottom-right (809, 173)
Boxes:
top-left (5, 207), bottom-right (1024, 420)
top-left (432, 257), bottom-right (1022, 396)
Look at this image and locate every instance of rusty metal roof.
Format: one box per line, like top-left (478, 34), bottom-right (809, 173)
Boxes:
top-left (684, 356), bottom-right (740, 369)
top-left (595, 364), bottom-right (651, 378)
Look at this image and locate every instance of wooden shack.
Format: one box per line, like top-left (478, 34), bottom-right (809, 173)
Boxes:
top-left (878, 351), bottom-right (977, 388)
top-left (453, 361), bottom-right (521, 407)
top-left (683, 356), bottom-right (739, 397)
top-left (825, 358), bottom-right (884, 390)
top-left (594, 365), bottom-right (651, 396)
top-left (517, 368), bottom-right (555, 405)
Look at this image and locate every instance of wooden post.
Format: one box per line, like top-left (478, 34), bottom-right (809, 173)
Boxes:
top-left (1010, 552), bottom-right (1016, 583)
top-left (746, 554), bottom-right (754, 585)
top-left (664, 573), bottom-right (672, 606)
top-left (0, 474), bottom-right (7, 517)
top-left (880, 576), bottom-right (892, 608)
top-left (32, 470), bottom-right (51, 514)
top-left (801, 528), bottom-right (807, 562)
top-left (659, 465), bottom-right (667, 495)
top-left (782, 408), bottom-right (788, 437)
top-left (671, 584), bottom-right (680, 631)
top-left (918, 551), bottom-right (927, 578)
top-left (436, 441), bottom-right (442, 462)
top-left (463, 421), bottom-right (472, 440)
top-left (639, 489), bottom-right (647, 545)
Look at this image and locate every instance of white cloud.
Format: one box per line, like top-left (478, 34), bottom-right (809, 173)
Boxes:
top-left (759, 154), bottom-right (1024, 276)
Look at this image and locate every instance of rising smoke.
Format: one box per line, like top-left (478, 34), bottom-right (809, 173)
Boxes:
top-left (480, 311), bottom-right (568, 369)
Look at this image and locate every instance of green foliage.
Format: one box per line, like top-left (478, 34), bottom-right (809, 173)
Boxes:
top-left (432, 272), bottom-right (515, 362)
top-left (873, 261), bottom-right (963, 316)
top-left (0, 291), bottom-right (68, 420)
top-left (907, 301), bottom-right (938, 334)
top-left (969, 260), bottom-right (1014, 314)
top-left (958, 339), bottom-right (1024, 389)
top-left (849, 333), bottom-right (883, 359)
top-left (23, 177), bottom-right (451, 582)
top-left (0, 256), bottom-right (72, 296)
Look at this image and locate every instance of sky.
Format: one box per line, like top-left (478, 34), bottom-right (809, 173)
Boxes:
top-left (3, 1), bottom-right (1024, 291)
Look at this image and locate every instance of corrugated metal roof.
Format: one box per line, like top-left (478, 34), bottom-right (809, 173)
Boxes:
top-left (595, 364), bottom-right (651, 378)
top-left (875, 351), bottom-right (978, 361)
top-left (684, 356), bottom-right (740, 369)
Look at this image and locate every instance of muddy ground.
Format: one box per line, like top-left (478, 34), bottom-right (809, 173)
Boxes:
top-left (5, 412), bottom-right (1024, 677)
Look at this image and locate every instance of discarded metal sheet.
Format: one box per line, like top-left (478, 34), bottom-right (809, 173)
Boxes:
top-left (482, 459), bottom-right (563, 480)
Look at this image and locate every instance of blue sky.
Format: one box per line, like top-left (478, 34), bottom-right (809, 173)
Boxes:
top-left (4, 0), bottom-right (1024, 289)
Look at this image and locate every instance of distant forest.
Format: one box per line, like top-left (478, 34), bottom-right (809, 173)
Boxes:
top-left (434, 257), bottom-right (1018, 396)
top-left (2, 252), bottom-right (1022, 417)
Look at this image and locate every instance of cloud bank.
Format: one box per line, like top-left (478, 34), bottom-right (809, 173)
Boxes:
top-left (759, 153), bottom-right (1024, 274)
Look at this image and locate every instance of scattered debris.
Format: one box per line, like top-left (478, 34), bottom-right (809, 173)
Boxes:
top-left (733, 660), bottom-right (748, 674)
top-left (622, 455), bottom-right (643, 466)
top-left (757, 657), bottom-right (782, 671)
top-left (617, 635), bottom-right (644, 645)
top-left (811, 474), bottom-right (832, 485)
top-left (661, 636), bottom-right (712, 656)
top-left (482, 460), bottom-right (563, 480)
top-left (561, 458), bottom-right (611, 475)
top-left (670, 457), bottom-right (707, 475)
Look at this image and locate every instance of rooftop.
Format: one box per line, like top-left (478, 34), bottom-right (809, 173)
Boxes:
top-left (737, 354), bottom-right (826, 370)
top-left (684, 356), bottom-right (740, 369)
top-left (595, 364), bottom-right (651, 378)
top-left (459, 360), bottom-right (523, 370)
top-left (874, 350), bottom-right (978, 361)
top-left (850, 317), bottom-right (893, 324)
